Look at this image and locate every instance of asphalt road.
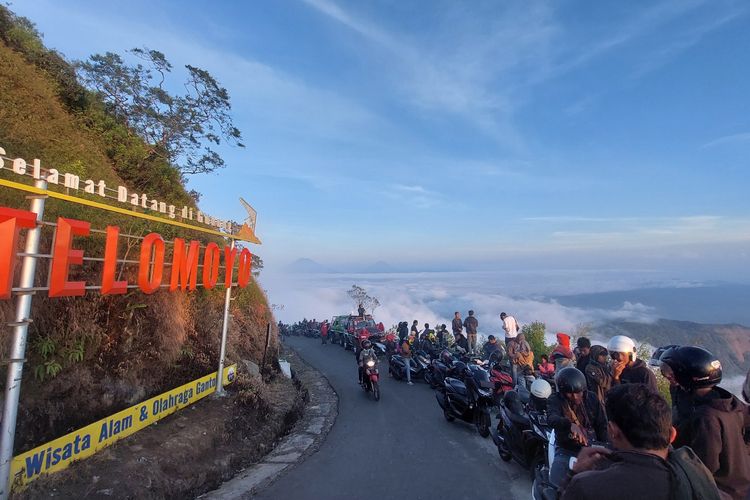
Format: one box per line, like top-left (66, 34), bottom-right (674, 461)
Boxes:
top-left (255, 336), bottom-right (531, 500)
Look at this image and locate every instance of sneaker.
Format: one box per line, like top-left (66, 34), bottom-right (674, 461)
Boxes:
top-left (407, 381), bottom-right (414, 385)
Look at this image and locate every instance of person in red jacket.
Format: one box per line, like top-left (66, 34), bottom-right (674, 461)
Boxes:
top-left (320, 320), bottom-right (329, 345)
top-left (551, 332), bottom-right (575, 370)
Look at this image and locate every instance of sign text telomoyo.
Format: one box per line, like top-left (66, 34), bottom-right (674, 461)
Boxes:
top-left (0, 206), bottom-right (253, 299)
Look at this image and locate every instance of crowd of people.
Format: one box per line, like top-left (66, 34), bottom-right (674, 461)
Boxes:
top-left (386, 310), bottom-right (750, 500)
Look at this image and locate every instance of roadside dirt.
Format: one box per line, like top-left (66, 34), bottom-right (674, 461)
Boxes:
top-left (15, 357), bottom-right (307, 500)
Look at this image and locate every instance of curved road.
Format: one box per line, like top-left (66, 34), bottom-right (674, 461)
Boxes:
top-left (255, 336), bottom-right (530, 500)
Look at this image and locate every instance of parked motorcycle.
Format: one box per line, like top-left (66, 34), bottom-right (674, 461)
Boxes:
top-left (489, 362), bottom-right (514, 406)
top-left (435, 362), bottom-right (494, 437)
top-left (492, 379), bottom-right (553, 480)
top-left (362, 358), bottom-right (381, 401)
top-left (389, 354), bottom-right (426, 382)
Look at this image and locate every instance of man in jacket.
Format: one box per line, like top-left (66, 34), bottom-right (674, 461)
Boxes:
top-left (608, 335), bottom-right (657, 392)
top-left (482, 335), bottom-right (502, 361)
top-left (452, 312), bottom-right (463, 339)
top-left (463, 310), bottom-right (478, 354)
top-left (548, 367), bottom-right (608, 488)
top-left (584, 345), bottom-right (612, 407)
top-left (661, 346), bottom-right (750, 500)
top-left (575, 337), bottom-right (591, 373)
top-left (507, 332), bottom-right (533, 386)
top-left (560, 383), bottom-right (722, 500)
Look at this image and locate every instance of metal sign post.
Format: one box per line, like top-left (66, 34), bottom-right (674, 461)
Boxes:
top-left (0, 179), bottom-right (47, 500)
top-left (215, 239), bottom-right (235, 396)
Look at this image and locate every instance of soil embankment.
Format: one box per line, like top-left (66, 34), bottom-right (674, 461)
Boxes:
top-left (16, 353), bottom-right (306, 499)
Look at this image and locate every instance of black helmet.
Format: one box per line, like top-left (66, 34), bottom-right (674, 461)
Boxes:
top-left (555, 367), bottom-right (587, 394)
top-left (453, 361), bottom-right (468, 375)
top-left (659, 346), bottom-right (722, 390)
top-left (650, 344), bottom-right (679, 367)
top-left (362, 340), bottom-right (372, 349)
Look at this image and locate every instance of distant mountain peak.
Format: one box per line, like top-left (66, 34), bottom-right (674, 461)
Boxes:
top-left (286, 258), bottom-right (332, 274)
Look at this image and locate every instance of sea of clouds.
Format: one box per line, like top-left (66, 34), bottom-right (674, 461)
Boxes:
top-left (263, 269), bottom-right (748, 399)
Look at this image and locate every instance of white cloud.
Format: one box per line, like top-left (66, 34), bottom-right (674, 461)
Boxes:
top-left (701, 132), bottom-right (750, 149)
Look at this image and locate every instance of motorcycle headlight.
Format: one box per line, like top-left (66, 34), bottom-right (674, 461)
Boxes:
top-left (366, 360), bottom-right (375, 367)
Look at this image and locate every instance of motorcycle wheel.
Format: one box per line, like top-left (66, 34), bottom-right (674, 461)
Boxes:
top-left (443, 396), bottom-right (455, 421)
top-left (372, 381), bottom-right (380, 401)
top-left (529, 455), bottom-right (544, 482)
top-left (475, 411), bottom-right (491, 438)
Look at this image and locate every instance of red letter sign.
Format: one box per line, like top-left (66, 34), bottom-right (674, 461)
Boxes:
top-left (0, 207), bottom-right (37, 299)
top-left (49, 217), bottom-right (90, 297)
top-left (170, 238), bottom-right (201, 291)
top-left (202, 242), bottom-right (220, 290)
top-left (138, 233), bottom-right (165, 294)
top-left (237, 248), bottom-right (252, 288)
top-left (101, 226), bottom-right (127, 295)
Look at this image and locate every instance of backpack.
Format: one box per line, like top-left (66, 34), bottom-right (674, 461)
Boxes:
top-left (667, 446), bottom-right (722, 500)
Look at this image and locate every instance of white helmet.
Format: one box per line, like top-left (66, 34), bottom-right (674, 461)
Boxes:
top-left (530, 378), bottom-right (553, 399)
top-left (607, 335), bottom-right (637, 361)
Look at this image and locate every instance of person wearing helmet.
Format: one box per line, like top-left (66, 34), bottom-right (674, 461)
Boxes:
top-left (530, 378), bottom-right (553, 412)
top-left (607, 335), bottom-right (657, 392)
top-left (358, 339), bottom-right (376, 386)
top-left (559, 383), bottom-right (722, 500)
top-left (583, 345), bottom-right (612, 407)
top-left (547, 367), bottom-right (608, 488)
top-left (660, 346), bottom-right (750, 500)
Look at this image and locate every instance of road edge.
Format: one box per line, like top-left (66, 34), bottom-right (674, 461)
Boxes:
top-left (199, 343), bottom-right (339, 500)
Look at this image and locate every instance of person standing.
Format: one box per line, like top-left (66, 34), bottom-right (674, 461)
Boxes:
top-left (358, 303), bottom-right (365, 316)
top-left (397, 321), bottom-right (408, 343)
top-left (507, 332), bottom-right (533, 387)
top-left (410, 320), bottom-right (419, 338)
top-left (584, 345), bottom-right (612, 407)
top-left (400, 336), bottom-right (413, 385)
top-left (463, 310), bottom-right (478, 354)
top-left (575, 337), bottom-right (591, 373)
top-left (452, 312), bottom-right (463, 339)
top-left (320, 319), bottom-right (329, 345)
top-left (500, 312), bottom-right (519, 345)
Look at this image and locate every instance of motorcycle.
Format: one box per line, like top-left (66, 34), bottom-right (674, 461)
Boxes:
top-left (492, 388), bottom-right (551, 480)
top-left (435, 363), bottom-right (494, 437)
top-left (389, 354), bottom-right (425, 382)
top-left (362, 358), bottom-right (381, 401)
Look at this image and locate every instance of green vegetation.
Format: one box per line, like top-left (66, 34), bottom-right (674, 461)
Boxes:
top-left (0, 5), bottom-right (272, 453)
top-left (522, 321), bottom-right (552, 363)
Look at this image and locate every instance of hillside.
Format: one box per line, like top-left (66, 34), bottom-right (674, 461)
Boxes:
top-left (0, 6), bottom-right (274, 455)
top-left (597, 319), bottom-right (750, 376)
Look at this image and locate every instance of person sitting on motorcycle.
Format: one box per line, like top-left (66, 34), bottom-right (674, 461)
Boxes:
top-left (559, 383), bottom-right (722, 500)
top-left (507, 332), bottom-right (534, 386)
top-left (454, 332), bottom-right (469, 353)
top-left (537, 354), bottom-right (555, 379)
top-left (551, 333), bottom-right (575, 370)
top-left (436, 324), bottom-right (447, 346)
top-left (358, 340), bottom-right (377, 385)
top-left (548, 367), bottom-right (608, 489)
top-left (482, 335), bottom-right (501, 360)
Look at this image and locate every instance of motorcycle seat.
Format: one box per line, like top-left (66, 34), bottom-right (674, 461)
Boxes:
top-left (445, 377), bottom-right (467, 396)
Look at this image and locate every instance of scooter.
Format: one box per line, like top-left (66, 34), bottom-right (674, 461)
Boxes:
top-left (389, 354), bottom-right (425, 382)
top-left (492, 389), bottom-right (551, 480)
top-left (436, 363), bottom-right (494, 437)
top-left (362, 358), bottom-right (381, 401)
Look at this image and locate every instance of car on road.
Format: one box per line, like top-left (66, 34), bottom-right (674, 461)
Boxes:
top-left (328, 315), bottom-right (349, 345)
top-left (341, 315), bottom-right (384, 351)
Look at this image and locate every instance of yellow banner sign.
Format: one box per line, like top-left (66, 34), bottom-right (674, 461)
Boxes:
top-left (10, 365), bottom-right (237, 491)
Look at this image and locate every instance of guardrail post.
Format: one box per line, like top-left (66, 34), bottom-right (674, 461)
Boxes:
top-left (0, 178), bottom-right (47, 499)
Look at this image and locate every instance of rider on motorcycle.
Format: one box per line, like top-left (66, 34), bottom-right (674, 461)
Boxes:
top-left (358, 340), bottom-right (377, 385)
top-left (548, 367), bottom-right (608, 488)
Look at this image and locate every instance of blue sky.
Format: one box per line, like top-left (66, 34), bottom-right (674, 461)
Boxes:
top-left (11, 0), bottom-right (750, 278)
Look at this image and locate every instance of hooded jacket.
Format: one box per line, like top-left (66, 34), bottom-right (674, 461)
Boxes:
top-left (584, 346), bottom-right (612, 406)
top-left (674, 386), bottom-right (750, 500)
